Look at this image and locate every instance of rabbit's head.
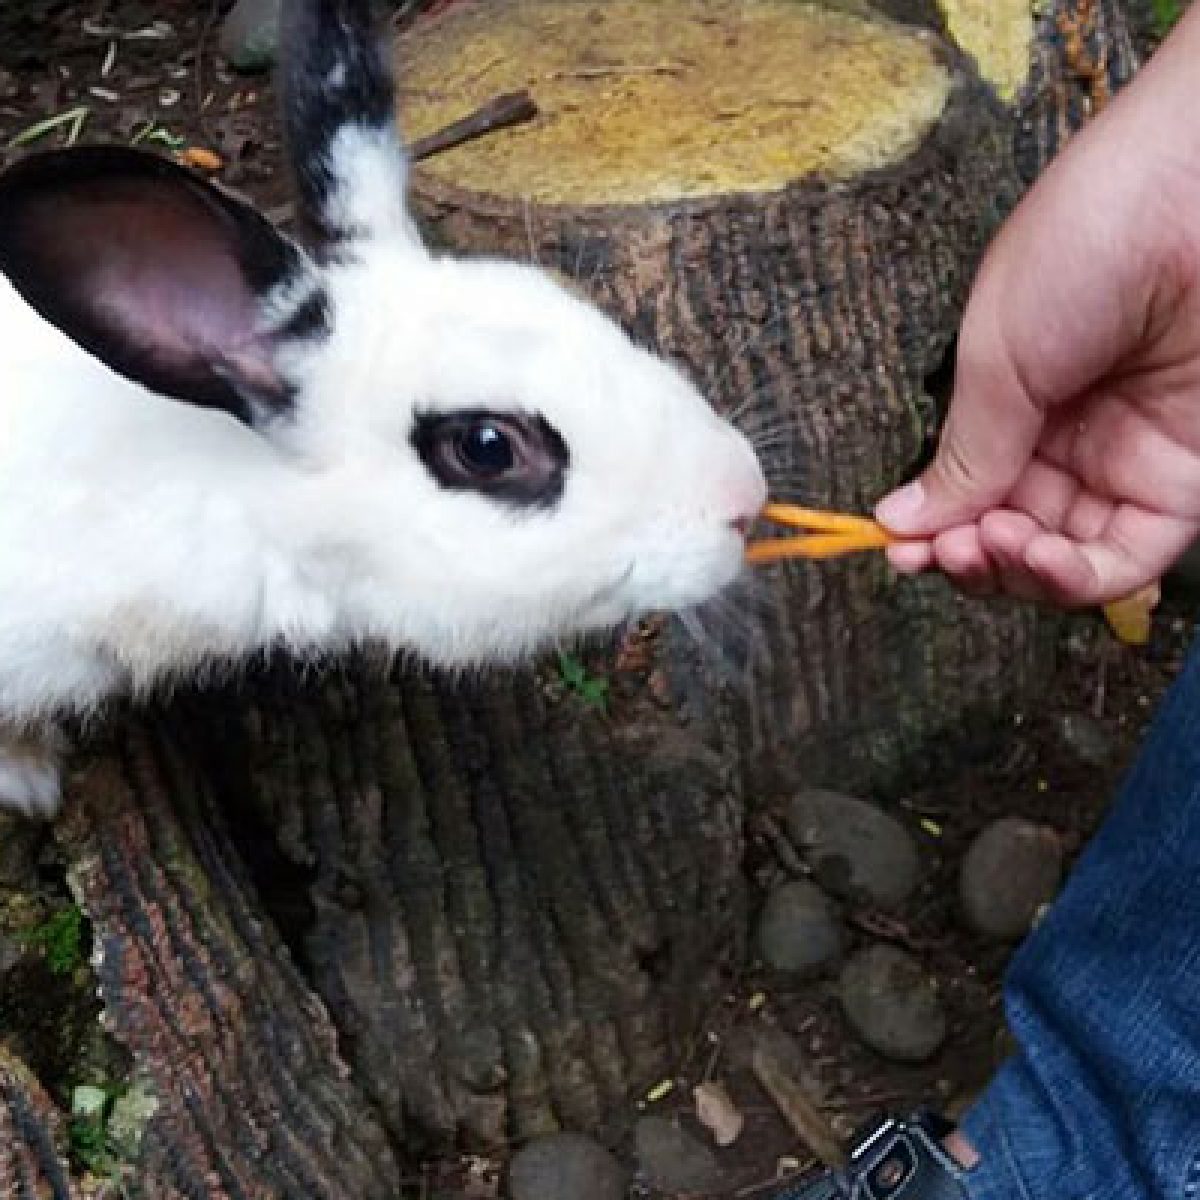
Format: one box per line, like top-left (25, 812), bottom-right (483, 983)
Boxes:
top-left (0, 0), bottom-right (765, 667)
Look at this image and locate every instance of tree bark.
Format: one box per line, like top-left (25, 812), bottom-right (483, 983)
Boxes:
top-left (4, 1), bottom-right (1140, 1194)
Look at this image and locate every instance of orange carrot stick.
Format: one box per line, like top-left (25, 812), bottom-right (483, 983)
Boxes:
top-left (745, 528), bottom-right (893, 564)
top-left (760, 502), bottom-right (886, 535)
top-left (746, 503), bottom-right (894, 564)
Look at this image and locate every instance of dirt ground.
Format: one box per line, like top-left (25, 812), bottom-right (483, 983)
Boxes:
top-left (0, 4), bottom-right (1193, 1197)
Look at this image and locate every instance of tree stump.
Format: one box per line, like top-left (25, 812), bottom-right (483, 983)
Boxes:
top-left (5, 1), bottom-right (1140, 1194)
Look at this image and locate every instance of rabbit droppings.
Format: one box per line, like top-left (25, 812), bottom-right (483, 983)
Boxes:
top-left (0, 0), bottom-right (766, 819)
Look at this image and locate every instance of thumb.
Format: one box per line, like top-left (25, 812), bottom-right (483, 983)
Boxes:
top-left (876, 339), bottom-right (1046, 535)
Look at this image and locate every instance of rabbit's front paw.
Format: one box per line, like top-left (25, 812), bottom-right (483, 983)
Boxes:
top-left (0, 734), bottom-right (63, 820)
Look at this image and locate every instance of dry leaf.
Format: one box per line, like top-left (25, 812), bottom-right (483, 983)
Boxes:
top-left (1102, 583), bottom-right (1160, 647)
top-left (179, 145), bottom-right (224, 171)
top-left (693, 1080), bottom-right (744, 1147)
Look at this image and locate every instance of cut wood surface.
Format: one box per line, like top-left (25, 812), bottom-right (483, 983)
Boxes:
top-left (939, 0), bottom-right (1034, 99)
top-left (400, 0), bottom-right (957, 203)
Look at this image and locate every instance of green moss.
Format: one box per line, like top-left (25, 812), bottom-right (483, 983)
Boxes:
top-left (20, 903), bottom-right (86, 976)
top-left (68, 1078), bottom-right (149, 1187)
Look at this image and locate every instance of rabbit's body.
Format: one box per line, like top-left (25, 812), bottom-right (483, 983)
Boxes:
top-left (0, 1), bottom-right (765, 817)
top-left (1, 276), bottom-right (300, 714)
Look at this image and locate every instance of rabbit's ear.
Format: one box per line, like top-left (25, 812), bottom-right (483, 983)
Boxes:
top-left (281, 0), bottom-right (422, 250)
top-left (0, 146), bottom-right (326, 428)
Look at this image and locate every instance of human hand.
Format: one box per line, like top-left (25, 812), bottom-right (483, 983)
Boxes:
top-left (875, 8), bottom-right (1200, 607)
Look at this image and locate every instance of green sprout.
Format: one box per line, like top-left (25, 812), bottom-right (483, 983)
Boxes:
top-left (7, 105), bottom-right (90, 150)
top-left (130, 120), bottom-right (186, 150)
top-left (557, 651), bottom-right (611, 711)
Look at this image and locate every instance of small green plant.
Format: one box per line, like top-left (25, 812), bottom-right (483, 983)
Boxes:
top-left (6, 105), bottom-right (91, 150)
top-left (1150, 0), bottom-right (1185, 35)
top-left (129, 120), bottom-right (186, 150)
top-left (556, 651), bottom-right (610, 711)
top-left (68, 1082), bottom-right (131, 1186)
top-left (69, 1086), bottom-right (111, 1172)
top-left (21, 904), bottom-right (86, 976)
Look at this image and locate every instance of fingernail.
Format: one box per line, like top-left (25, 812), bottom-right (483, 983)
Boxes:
top-left (876, 480), bottom-right (926, 531)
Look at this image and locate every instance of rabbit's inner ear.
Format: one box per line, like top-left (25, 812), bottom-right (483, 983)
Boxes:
top-left (0, 147), bottom-right (326, 428)
top-left (281, 0), bottom-right (420, 250)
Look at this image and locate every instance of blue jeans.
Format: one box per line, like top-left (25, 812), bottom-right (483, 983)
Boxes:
top-left (959, 636), bottom-right (1200, 1200)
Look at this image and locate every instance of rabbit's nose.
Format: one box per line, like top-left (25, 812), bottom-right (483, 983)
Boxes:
top-left (712, 429), bottom-right (768, 532)
top-left (725, 467), bottom-right (769, 534)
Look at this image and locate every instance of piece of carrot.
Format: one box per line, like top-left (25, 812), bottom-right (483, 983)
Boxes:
top-left (760, 502), bottom-right (886, 536)
top-left (746, 528), bottom-right (892, 564)
top-left (746, 502), bottom-right (894, 564)
top-left (1102, 583), bottom-right (1160, 646)
top-left (179, 146), bottom-right (224, 172)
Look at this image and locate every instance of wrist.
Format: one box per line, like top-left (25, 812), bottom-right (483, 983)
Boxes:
top-left (1092, 6), bottom-right (1200, 193)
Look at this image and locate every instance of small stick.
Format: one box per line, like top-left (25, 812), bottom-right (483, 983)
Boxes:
top-left (752, 812), bottom-right (810, 879)
top-left (410, 89), bottom-right (538, 162)
top-left (546, 63), bottom-right (686, 81)
top-left (751, 1038), bottom-right (845, 1169)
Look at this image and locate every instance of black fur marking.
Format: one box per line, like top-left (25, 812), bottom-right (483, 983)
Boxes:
top-left (0, 146), bottom-right (317, 427)
top-left (411, 409), bottom-right (570, 508)
top-left (276, 286), bottom-right (333, 344)
top-left (281, 0), bottom-right (401, 245)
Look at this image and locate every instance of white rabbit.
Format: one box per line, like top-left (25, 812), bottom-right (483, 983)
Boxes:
top-left (0, 0), bottom-right (766, 819)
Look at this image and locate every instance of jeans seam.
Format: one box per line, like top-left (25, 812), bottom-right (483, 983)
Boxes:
top-left (985, 1104), bottom-right (1038, 1200)
top-left (1182, 1145), bottom-right (1200, 1200)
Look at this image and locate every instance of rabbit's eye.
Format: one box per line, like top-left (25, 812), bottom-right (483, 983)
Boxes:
top-left (411, 409), bottom-right (570, 507)
top-left (459, 422), bottom-right (515, 474)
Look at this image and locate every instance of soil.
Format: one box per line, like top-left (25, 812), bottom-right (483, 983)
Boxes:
top-left (0, 4), bottom-right (1192, 1198)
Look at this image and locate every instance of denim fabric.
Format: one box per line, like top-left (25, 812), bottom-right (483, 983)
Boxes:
top-left (959, 635), bottom-right (1200, 1200)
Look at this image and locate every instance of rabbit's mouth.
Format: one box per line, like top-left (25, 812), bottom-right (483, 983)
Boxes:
top-left (571, 561), bottom-right (639, 631)
top-left (600, 529), bottom-right (749, 625)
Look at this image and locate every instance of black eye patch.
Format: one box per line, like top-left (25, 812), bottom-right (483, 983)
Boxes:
top-left (411, 409), bottom-right (570, 507)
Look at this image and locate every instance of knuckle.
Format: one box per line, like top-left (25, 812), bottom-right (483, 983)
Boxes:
top-left (936, 437), bottom-right (987, 502)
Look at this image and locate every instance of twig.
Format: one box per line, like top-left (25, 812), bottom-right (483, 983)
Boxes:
top-left (848, 910), bottom-right (952, 954)
top-left (409, 90), bottom-right (538, 162)
top-left (734, 1158), bottom-right (819, 1198)
top-left (1093, 638), bottom-right (1110, 719)
top-left (751, 1035), bottom-right (844, 1169)
top-left (824, 1090), bottom-right (914, 1111)
top-left (752, 811), bottom-right (810, 879)
top-left (194, 0), bottom-right (223, 142)
top-left (546, 63), bottom-right (686, 80)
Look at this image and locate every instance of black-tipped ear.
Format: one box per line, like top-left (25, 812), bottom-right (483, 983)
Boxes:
top-left (0, 146), bottom-right (327, 427)
top-left (281, 0), bottom-right (418, 248)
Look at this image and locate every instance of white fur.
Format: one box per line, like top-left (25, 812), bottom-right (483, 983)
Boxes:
top-left (0, 135), bottom-right (765, 817)
top-left (0, 724), bottom-right (63, 818)
top-left (324, 125), bottom-right (423, 247)
top-left (0, 748), bottom-right (62, 819)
